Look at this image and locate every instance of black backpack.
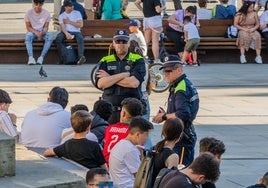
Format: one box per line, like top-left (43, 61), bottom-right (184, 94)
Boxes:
top-left (153, 167), bottom-right (177, 188)
top-left (129, 40), bottom-right (144, 57)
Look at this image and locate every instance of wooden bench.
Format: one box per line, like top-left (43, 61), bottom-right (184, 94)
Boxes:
top-left (0, 19), bottom-right (267, 64)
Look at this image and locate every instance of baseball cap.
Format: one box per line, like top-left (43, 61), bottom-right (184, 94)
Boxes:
top-left (126, 19), bottom-right (141, 28)
top-left (159, 55), bottom-right (183, 70)
top-left (113, 30), bottom-right (129, 42)
top-left (63, 0), bottom-right (74, 7)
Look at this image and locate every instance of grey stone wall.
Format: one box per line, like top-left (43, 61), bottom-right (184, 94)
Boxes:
top-left (0, 132), bottom-right (15, 177)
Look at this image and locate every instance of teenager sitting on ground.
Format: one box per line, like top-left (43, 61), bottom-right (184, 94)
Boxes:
top-left (89, 99), bottom-right (113, 147)
top-left (86, 168), bottom-right (111, 188)
top-left (199, 137), bottom-right (226, 188)
top-left (61, 104), bottom-right (98, 144)
top-left (44, 110), bottom-right (108, 170)
top-left (0, 89), bottom-right (19, 142)
top-left (109, 116), bottom-right (153, 188)
top-left (159, 152), bottom-right (221, 188)
top-left (21, 86), bottom-right (71, 148)
top-left (151, 118), bottom-right (184, 184)
top-left (102, 97), bottom-right (143, 165)
top-left (247, 172), bottom-right (268, 188)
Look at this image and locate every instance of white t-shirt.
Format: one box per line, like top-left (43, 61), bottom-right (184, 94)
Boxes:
top-left (59, 10), bottom-right (82, 32)
top-left (109, 139), bottom-right (141, 188)
top-left (197, 8), bottom-right (212, 20)
top-left (260, 10), bottom-right (268, 33)
top-left (61, 127), bottom-right (98, 144)
top-left (0, 111), bottom-right (18, 138)
top-left (184, 22), bottom-right (200, 40)
top-left (24, 8), bottom-right (51, 32)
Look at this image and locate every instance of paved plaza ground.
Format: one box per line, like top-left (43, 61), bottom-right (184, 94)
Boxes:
top-left (0, 1), bottom-right (268, 187)
top-left (1, 63), bottom-right (268, 187)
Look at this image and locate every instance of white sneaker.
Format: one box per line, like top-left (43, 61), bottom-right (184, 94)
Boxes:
top-left (27, 56), bottom-right (36, 65)
top-left (37, 56), bottom-right (44, 65)
top-left (255, 55), bottom-right (263, 64)
top-left (154, 59), bottom-right (162, 64)
top-left (240, 55), bottom-right (247, 64)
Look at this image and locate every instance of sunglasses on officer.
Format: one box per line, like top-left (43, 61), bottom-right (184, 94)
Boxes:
top-left (114, 40), bottom-right (128, 44)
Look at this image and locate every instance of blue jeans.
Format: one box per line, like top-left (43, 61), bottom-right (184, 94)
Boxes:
top-left (56, 31), bottom-right (84, 62)
top-left (25, 32), bottom-right (53, 57)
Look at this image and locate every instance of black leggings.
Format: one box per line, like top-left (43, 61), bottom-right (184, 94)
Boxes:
top-left (166, 25), bottom-right (185, 54)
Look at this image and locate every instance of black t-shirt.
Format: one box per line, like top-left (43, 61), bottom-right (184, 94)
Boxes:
top-left (202, 182), bottom-right (216, 188)
top-left (142, 0), bottom-right (161, 17)
top-left (54, 138), bottom-right (106, 169)
top-left (152, 147), bottom-right (175, 183)
top-left (159, 170), bottom-right (197, 188)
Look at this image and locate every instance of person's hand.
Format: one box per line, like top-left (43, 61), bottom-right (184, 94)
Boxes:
top-left (96, 69), bottom-right (110, 78)
top-left (249, 28), bottom-right (255, 33)
top-left (65, 32), bottom-right (74, 40)
top-left (36, 31), bottom-right (42, 40)
top-left (152, 112), bottom-right (165, 124)
top-left (63, 18), bottom-right (71, 24)
top-left (8, 113), bottom-right (17, 126)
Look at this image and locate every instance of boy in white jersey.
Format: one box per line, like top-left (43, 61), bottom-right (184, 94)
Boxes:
top-left (182, 16), bottom-right (200, 66)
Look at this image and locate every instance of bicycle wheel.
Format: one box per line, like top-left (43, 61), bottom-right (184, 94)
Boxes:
top-left (90, 64), bottom-right (102, 91)
top-left (149, 63), bottom-right (169, 93)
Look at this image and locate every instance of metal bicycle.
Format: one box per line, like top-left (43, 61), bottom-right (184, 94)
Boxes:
top-left (90, 33), bottom-right (169, 93)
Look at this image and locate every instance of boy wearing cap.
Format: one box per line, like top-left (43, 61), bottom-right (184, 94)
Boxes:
top-left (24, 0), bottom-right (53, 65)
top-left (153, 55), bottom-right (199, 167)
top-left (95, 29), bottom-right (146, 124)
top-left (55, 0), bottom-right (86, 65)
top-left (127, 19), bottom-right (147, 57)
top-left (0, 89), bottom-right (19, 142)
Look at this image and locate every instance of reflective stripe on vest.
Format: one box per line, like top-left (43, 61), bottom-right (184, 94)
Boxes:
top-left (174, 79), bottom-right (186, 93)
top-left (100, 53), bottom-right (142, 63)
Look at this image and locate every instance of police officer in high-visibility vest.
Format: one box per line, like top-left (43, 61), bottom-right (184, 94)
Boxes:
top-left (95, 30), bottom-right (146, 124)
top-left (153, 55), bottom-right (199, 167)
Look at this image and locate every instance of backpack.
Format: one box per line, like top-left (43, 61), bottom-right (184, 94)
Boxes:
top-left (215, 5), bottom-right (236, 19)
top-left (129, 40), bottom-right (144, 57)
top-left (226, 25), bottom-right (238, 38)
top-left (153, 167), bottom-right (177, 188)
top-left (61, 45), bottom-right (77, 65)
top-left (133, 149), bottom-right (156, 188)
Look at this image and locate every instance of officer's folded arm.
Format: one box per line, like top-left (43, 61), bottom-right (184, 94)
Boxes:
top-left (116, 76), bottom-right (140, 88)
top-left (97, 72), bottom-right (130, 88)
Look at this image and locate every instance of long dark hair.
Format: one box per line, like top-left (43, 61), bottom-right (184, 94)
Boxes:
top-left (155, 118), bottom-right (184, 153)
top-left (237, 1), bottom-right (255, 15)
top-left (265, 0), bottom-right (268, 10)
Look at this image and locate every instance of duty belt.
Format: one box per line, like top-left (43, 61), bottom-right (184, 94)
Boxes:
top-left (112, 106), bottom-right (121, 111)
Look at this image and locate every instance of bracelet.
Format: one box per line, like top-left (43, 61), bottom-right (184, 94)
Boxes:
top-left (162, 113), bottom-right (167, 121)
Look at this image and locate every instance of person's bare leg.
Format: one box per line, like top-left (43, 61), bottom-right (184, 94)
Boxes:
top-left (192, 50), bottom-right (197, 63)
top-left (151, 29), bottom-right (160, 61)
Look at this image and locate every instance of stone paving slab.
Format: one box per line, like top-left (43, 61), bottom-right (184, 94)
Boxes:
top-left (1, 63), bottom-right (268, 187)
top-left (0, 145), bottom-right (86, 188)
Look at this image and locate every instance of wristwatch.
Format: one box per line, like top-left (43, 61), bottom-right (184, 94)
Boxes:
top-left (162, 113), bottom-right (167, 121)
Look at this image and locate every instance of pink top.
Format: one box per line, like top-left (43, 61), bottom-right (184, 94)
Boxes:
top-left (169, 9), bottom-right (197, 32)
top-left (24, 8), bottom-right (51, 32)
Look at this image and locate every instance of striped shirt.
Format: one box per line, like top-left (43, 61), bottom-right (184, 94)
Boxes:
top-left (0, 110), bottom-right (18, 137)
